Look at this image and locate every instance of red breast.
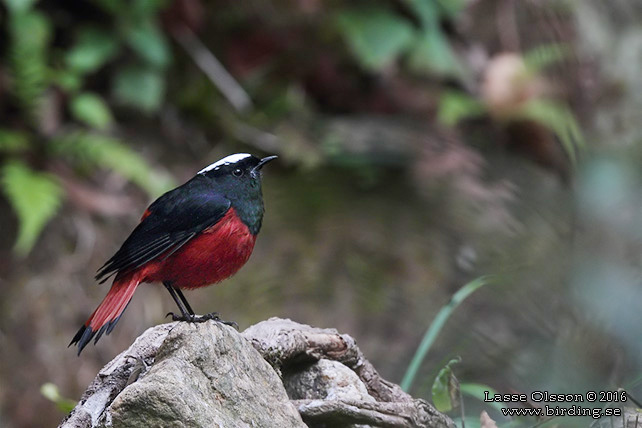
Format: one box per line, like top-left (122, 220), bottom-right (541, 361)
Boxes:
top-left (139, 208), bottom-right (257, 289)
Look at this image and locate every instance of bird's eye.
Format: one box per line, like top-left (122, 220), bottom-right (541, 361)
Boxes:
top-left (232, 168), bottom-right (243, 177)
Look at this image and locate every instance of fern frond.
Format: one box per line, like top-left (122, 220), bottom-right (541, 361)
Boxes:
top-left (1, 161), bottom-right (64, 256)
top-left (516, 99), bottom-right (584, 166)
top-left (50, 131), bottom-right (174, 198)
top-left (524, 43), bottom-right (571, 73)
top-left (7, 10), bottom-right (51, 125)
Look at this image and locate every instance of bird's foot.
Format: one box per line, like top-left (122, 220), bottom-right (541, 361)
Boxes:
top-left (201, 312), bottom-right (239, 330)
top-left (165, 311), bottom-right (210, 322)
top-left (165, 312), bottom-right (238, 329)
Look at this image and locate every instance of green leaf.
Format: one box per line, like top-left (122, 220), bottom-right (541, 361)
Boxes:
top-left (337, 8), bottom-right (415, 71)
top-left (407, 27), bottom-right (461, 77)
top-left (401, 276), bottom-right (491, 392)
top-left (403, 0), bottom-right (461, 77)
top-left (123, 20), bottom-right (170, 67)
top-left (1, 161), bottom-right (64, 256)
top-left (0, 129), bottom-right (30, 153)
top-left (438, 91), bottom-right (486, 126)
top-left (514, 99), bottom-right (584, 166)
top-left (70, 92), bottom-right (114, 130)
top-left (66, 28), bottom-right (119, 74)
top-left (112, 66), bottom-right (165, 113)
top-left (40, 383), bottom-right (76, 414)
top-left (51, 69), bottom-right (83, 92)
top-left (431, 357), bottom-right (461, 412)
top-left (51, 132), bottom-right (174, 197)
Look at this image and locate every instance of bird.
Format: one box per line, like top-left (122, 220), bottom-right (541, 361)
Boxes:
top-left (70, 153), bottom-right (277, 355)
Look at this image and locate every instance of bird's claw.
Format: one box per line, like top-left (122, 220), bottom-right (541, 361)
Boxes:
top-left (166, 312), bottom-right (190, 321)
top-left (166, 311), bottom-right (238, 329)
top-left (199, 312), bottom-right (239, 330)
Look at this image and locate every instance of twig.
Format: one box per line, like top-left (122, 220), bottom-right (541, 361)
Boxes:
top-left (172, 25), bottom-right (253, 113)
top-left (232, 122), bottom-right (281, 153)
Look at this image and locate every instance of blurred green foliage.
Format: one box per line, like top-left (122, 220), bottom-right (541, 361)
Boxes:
top-left (515, 98), bottom-right (584, 166)
top-left (65, 28), bottom-right (119, 74)
top-left (437, 42), bottom-right (584, 166)
top-left (438, 91), bottom-right (486, 126)
top-left (0, 0), bottom-right (173, 255)
top-left (522, 42), bottom-right (572, 72)
top-left (7, 2), bottom-right (50, 123)
top-left (337, 7), bottom-right (415, 71)
top-left (40, 383), bottom-right (76, 414)
top-left (1, 161), bottom-right (63, 255)
top-left (336, 0), bottom-right (463, 76)
top-left (112, 65), bottom-right (166, 113)
top-left (64, 0), bottom-right (170, 111)
top-left (69, 93), bottom-right (114, 130)
top-left (404, 0), bottom-right (463, 76)
top-left (50, 132), bottom-right (173, 196)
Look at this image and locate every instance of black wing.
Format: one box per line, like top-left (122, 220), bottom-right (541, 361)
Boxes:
top-left (96, 177), bottom-right (231, 283)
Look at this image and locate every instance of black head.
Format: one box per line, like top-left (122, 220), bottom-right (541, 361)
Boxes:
top-left (197, 153), bottom-right (277, 233)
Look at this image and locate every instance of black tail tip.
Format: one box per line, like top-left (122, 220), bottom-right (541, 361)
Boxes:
top-left (69, 315), bottom-right (123, 356)
top-left (69, 325), bottom-right (94, 356)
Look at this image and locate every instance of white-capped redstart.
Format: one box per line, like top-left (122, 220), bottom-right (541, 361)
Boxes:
top-left (70, 153), bottom-right (277, 355)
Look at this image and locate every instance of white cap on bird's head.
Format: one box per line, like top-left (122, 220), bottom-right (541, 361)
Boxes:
top-left (198, 153), bottom-right (252, 175)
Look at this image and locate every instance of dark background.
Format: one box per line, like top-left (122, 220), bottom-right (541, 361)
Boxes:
top-left (1, 1), bottom-right (641, 427)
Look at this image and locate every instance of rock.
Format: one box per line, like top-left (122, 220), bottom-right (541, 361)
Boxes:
top-left (284, 359), bottom-right (375, 402)
top-left (105, 322), bottom-right (304, 428)
top-left (244, 318), bottom-right (454, 428)
top-left (61, 323), bottom-right (175, 428)
top-left (61, 318), bottom-right (454, 428)
top-left (62, 322), bottom-right (304, 428)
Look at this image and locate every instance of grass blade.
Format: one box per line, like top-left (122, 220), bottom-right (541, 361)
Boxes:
top-left (401, 276), bottom-right (491, 392)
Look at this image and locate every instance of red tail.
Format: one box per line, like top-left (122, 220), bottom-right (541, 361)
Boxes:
top-left (70, 274), bottom-right (140, 355)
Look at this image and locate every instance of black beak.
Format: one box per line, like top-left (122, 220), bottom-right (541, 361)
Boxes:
top-left (254, 155), bottom-right (278, 171)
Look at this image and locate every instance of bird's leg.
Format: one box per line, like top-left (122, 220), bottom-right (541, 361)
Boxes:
top-left (163, 281), bottom-right (193, 321)
top-left (163, 282), bottom-right (237, 328)
top-left (174, 287), bottom-right (195, 316)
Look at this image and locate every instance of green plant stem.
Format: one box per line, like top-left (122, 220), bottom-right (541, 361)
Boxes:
top-left (400, 276), bottom-right (490, 392)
